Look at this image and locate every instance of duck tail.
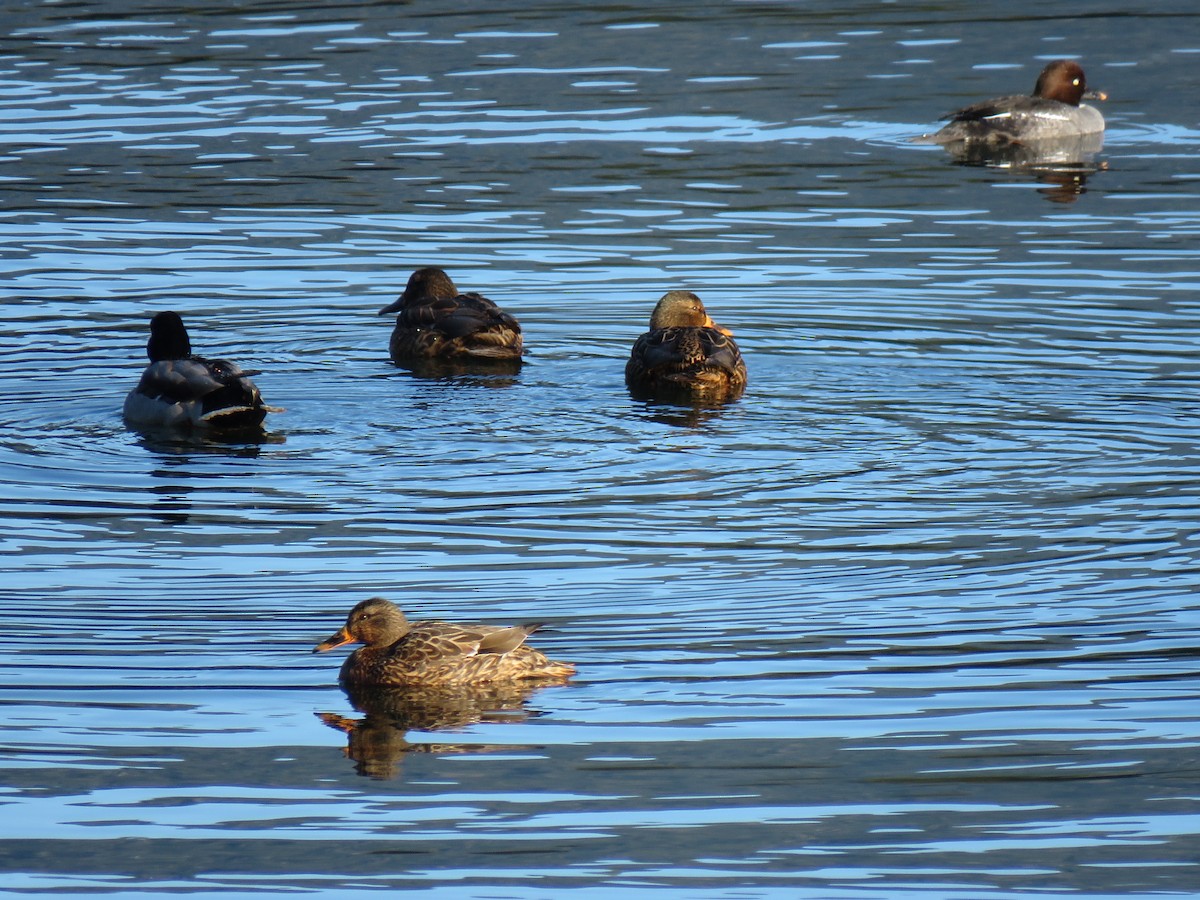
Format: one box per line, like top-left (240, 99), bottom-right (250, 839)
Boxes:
top-left (540, 659), bottom-right (576, 679)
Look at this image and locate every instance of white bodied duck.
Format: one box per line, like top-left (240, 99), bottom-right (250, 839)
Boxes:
top-left (123, 311), bottom-right (277, 431)
top-left (915, 59), bottom-right (1106, 146)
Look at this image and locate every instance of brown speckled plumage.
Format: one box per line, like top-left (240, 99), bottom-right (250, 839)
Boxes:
top-left (378, 267), bottom-right (523, 365)
top-left (313, 597), bottom-right (575, 686)
top-left (626, 290), bottom-right (746, 401)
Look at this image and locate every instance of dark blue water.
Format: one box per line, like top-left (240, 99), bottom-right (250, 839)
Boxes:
top-left (2, 1), bottom-right (1200, 896)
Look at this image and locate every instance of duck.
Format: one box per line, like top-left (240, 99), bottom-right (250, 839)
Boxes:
top-left (123, 311), bottom-right (277, 431)
top-left (914, 59), bottom-right (1106, 146)
top-left (313, 597), bottom-right (576, 687)
top-left (625, 290), bottom-right (747, 401)
top-left (378, 267), bottom-right (523, 366)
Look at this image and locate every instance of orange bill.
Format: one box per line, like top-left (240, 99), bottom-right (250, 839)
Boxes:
top-left (703, 313), bottom-right (734, 336)
top-left (313, 626), bottom-right (357, 653)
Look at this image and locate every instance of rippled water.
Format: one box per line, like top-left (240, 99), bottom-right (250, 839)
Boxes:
top-left (3, 0), bottom-right (1200, 896)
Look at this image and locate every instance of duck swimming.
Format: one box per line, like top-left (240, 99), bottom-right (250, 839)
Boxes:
top-left (123, 311), bottom-right (276, 431)
top-left (625, 290), bottom-right (747, 401)
top-left (313, 597), bottom-right (576, 687)
top-left (915, 59), bottom-right (1106, 146)
top-left (378, 267), bottom-right (523, 366)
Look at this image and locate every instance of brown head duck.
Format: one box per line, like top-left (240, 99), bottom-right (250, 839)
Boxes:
top-left (625, 290), bottom-right (747, 402)
top-left (378, 267), bottom-right (523, 366)
top-left (915, 59), bottom-right (1106, 146)
top-left (313, 597), bottom-right (575, 687)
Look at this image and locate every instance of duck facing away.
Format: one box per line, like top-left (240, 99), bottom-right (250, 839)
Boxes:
top-left (378, 267), bottom-right (523, 366)
top-left (313, 597), bottom-right (575, 687)
top-left (915, 59), bottom-right (1106, 146)
top-left (123, 311), bottom-right (276, 431)
top-left (626, 290), bottom-right (747, 402)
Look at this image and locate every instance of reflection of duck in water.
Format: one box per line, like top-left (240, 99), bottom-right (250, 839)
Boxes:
top-left (317, 682), bottom-right (555, 780)
top-left (625, 291), bottom-right (747, 403)
top-left (313, 597), bottom-right (575, 686)
top-left (378, 267), bottom-right (523, 371)
top-left (914, 59), bottom-right (1106, 148)
top-left (124, 311), bottom-right (278, 432)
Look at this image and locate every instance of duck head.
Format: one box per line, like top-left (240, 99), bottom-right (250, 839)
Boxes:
top-left (146, 311), bottom-right (192, 362)
top-left (648, 290), bottom-right (733, 336)
top-left (313, 597), bottom-right (413, 652)
top-left (1034, 60), bottom-right (1106, 105)
top-left (379, 267), bottom-right (460, 315)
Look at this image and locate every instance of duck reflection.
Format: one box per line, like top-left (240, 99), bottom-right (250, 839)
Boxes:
top-left (136, 433), bottom-right (281, 525)
top-left (316, 680), bottom-right (566, 780)
top-left (394, 357), bottom-right (523, 383)
top-left (634, 396), bottom-right (738, 429)
top-left (938, 133), bottom-right (1106, 204)
top-left (134, 426), bottom-right (282, 457)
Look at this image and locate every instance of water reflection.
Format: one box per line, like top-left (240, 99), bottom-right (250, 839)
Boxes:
top-left (4, 0), bottom-right (1200, 894)
top-left (633, 396), bottom-right (741, 429)
top-left (316, 681), bottom-right (566, 780)
top-left (137, 435), bottom-right (281, 524)
top-left (389, 358), bottom-right (524, 382)
top-left (133, 428), bottom-right (282, 457)
top-left (929, 134), bottom-right (1106, 203)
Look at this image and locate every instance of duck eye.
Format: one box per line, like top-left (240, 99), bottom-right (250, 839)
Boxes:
top-left (1073, 78), bottom-right (1081, 86)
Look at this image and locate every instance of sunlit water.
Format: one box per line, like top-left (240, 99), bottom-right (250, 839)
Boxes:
top-left (2, 1), bottom-right (1200, 896)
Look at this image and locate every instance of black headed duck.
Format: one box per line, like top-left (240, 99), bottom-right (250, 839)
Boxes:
top-left (123, 311), bottom-right (277, 431)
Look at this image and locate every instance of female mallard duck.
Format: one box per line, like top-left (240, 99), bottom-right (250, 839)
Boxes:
top-left (313, 597), bottom-right (575, 687)
top-left (378, 267), bottom-right (523, 365)
top-left (123, 311), bottom-right (276, 431)
top-left (625, 290), bottom-right (747, 401)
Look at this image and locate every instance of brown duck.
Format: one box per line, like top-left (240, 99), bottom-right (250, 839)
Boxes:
top-left (378, 267), bottom-right (523, 365)
top-left (625, 290), bottom-right (747, 401)
top-left (313, 597), bottom-right (575, 686)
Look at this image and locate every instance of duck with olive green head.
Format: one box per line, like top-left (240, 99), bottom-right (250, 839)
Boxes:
top-left (314, 597), bottom-right (574, 687)
top-left (625, 290), bottom-right (746, 402)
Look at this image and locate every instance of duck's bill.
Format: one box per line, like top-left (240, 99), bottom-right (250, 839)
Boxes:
top-left (1084, 90), bottom-right (1108, 101)
top-left (313, 627), bottom-right (357, 653)
top-left (703, 314), bottom-right (735, 337)
top-left (378, 297), bottom-right (404, 315)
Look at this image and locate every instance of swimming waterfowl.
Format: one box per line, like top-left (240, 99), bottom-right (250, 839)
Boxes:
top-left (378, 267), bottom-right (523, 365)
top-left (313, 597), bottom-right (575, 687)
top-left (915, 59), bottom-right (1106, 146)
top-left (625, 290), bottom-right (747, 401)
top-left (123, 311), bottom-right (276, 431)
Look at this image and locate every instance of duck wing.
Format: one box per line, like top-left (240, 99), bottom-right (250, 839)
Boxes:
top-left (398, 622), bottom-right (539, 662)
top-left (476, 624), bottom-right (542, 655)
top-left (941, 93), bottom-right (1048, 123)
top-left (631, 326), bottom-right (742, 374)
top-left (135, 358), bottom-right (226, 404)
top-left (398, 292), bottom-right (520, 339)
